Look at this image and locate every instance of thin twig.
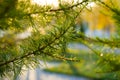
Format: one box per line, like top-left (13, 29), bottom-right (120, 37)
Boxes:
top-left (27, 0), bottom-right (89, 15)
top-left (75, 33), bottom-right (120, 47)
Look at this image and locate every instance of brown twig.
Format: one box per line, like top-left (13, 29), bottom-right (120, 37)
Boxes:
top-left (27, 0), bottom-right (88, 15)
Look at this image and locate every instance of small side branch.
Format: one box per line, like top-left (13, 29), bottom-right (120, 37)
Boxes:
top-left (27, 0), bottom-right (89, 15)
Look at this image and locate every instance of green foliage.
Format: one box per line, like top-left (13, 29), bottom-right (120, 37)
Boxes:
top-left (1, 0), bottom-right (120, 79)
top-left (0, 0), bottom-right (89, 79)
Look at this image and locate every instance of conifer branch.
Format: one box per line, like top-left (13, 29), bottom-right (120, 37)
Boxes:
top-left (0, 18), bottom-right (72, 67)
top-left (49, 0), bottom-right (88, 12)
top-left (76, 34), bottom-right (120, 47)
top-left (27, 0), bottom-right (89, 15)
top-left (98, 0), bottom-right (120, 15)
top-left (0, 3), bottom-right (87, 67)
top-left (43, 51), bottom-right (80, 62)
top-left (0, 32), bottom-right (65, 66)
